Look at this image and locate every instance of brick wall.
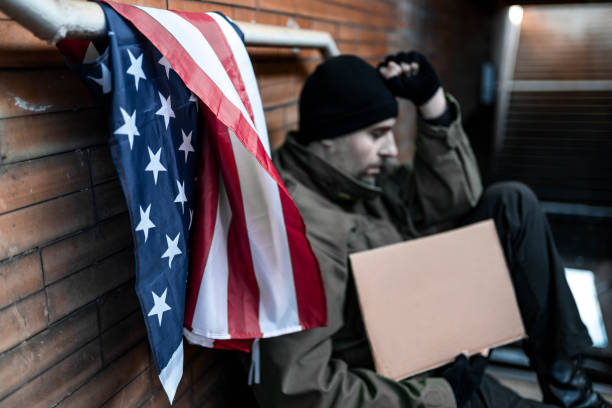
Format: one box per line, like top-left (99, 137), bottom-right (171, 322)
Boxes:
top-left (0, 1), bottom-right (492, 407)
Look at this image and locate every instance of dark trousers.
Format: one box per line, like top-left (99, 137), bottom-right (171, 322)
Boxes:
top-left (461, 181), bottom-right (592, 372)
top-left (459, 182), bottom-right (592, 407)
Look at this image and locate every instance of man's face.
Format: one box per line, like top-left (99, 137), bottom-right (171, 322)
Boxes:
top-left (323, 117), bottom-right (398, 185)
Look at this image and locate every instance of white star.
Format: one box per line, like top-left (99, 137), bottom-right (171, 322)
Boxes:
top-left (135, 204), bottom-right (155, 242)
top-left (144, 147), bottom-right (167, 184)
top-left (158, 55), bottom-right (173, 79)
top-left (189, 209), bottom-right (193, 230)
top-left (161, 233), bottom-right (182, 268)
top-left (178, 130), bottom-right (195, 163)
top-left (189, 92), bottom-right (198, 111)
top-left (114, 108), bottom-right (140, 150)
top-left (147, 288), bottom-right (171, 326)
top-left (87, 62), bottom-right (111, 94)
top-left (174, 179), bottom-right (187, 213)
top-left (126, 49), bottom-right (146, 91)
top-left (155, 92), bottom-right (175, 129)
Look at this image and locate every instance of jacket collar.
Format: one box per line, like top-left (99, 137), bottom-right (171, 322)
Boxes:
top-left (276, 133), bottom-right (382, 203)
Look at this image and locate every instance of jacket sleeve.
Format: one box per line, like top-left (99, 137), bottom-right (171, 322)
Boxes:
top-left (250, 206), bottom-right (457, 408)
top-left (394, 94), bottom-right (483, 227)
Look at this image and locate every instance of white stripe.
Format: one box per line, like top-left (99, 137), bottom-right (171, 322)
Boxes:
top-left (206, 12), bottom-right (271, 157)
top-left (228, 127), bottom-right (300, 335)
top-left (190, 177), bottom-right (232, 338)
top-left (158, 340), bottom-right (183, 403)
top-left (182, 329), bottom-right (215, 348)
top-left (136, 7), bottom-right (257, 132)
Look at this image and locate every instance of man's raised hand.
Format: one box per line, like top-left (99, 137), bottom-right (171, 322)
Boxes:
top-left (377, 51), bottom-right (442, 108)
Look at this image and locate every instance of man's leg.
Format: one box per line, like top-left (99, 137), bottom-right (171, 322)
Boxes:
top-left (459, 182), bottom-right (609, 407)
top-left (466, 375), bottom-right (557, 408)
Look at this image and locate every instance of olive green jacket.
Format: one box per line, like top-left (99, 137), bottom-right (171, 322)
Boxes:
top-left (251, 97), bottom-right (483, 408)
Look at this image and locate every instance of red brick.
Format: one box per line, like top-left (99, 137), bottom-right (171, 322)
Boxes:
top-left (260, 80), bottom-right (298, 107)
top-left (0, 305), bottom-right (98, 399)
top-left (284, 103), bottom-right (298, 126)
top-left (0, 341), bottom-right (102, 408)
top-left (192, 361), bottom-right (226, 405)
top-left (233, 8), bottom-right (280, 25)
top-left (94, 180), bottom-right (128, 221)
top-left (112, 0), bottom-right (166, 7)
top-left (98, 280), bottom-right (140, 331)
top-left (0, 252), bottom-right (42, 308)
top-left (0, 108), bottom-right (109, 165)
top-left (268, 128), bottom-right (286, 150)
top-left (0, 291), bottom-right (48, 353)
top-left (264, 107), bottom-right (283, 132)
top-left (101, 311), bottom-right (146, 363)
top-left (168, 0), bottom-right (234, 17)
top-left (257, 0), bottom-right (297, 15)
top-left (91, 146), bottom-right (117, 184)
top-left (0, 21), bottom-right (64, 67)
top-left (42, 213), bottom-right (132, 284)
top-left (100, 367), bottom-right (151, 408)
top-left (139, 389), bottom-right (171, 408)
top-left (46, 248), bottom-right (134, 322)
top-left (0, 151), bottom-right (90, 213)
top-left (58, 342), bottom-right (149, 408)
top-left (0, 69), bottom-right (95, 119)
top-left (191, 349), bottom-right (218, 381)
top-left (0, 190), bottom-right (95, 260)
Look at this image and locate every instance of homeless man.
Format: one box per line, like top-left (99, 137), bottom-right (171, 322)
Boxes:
top-left (247, 52), bottom-right (610, 408)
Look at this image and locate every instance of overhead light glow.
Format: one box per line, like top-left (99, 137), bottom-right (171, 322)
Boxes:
top-left (509, 5), bottom-right (524, 25)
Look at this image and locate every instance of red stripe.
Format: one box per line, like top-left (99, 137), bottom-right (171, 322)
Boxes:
top-left (208, 112), bottom-right (261, 338)
top-left (184, 102), bottom-right (219, 329)
top-left (56, 39), bottom-right (92, 64)
top-left (171, 11), bottom-right (255, 124)
top-left (279, 189), bottom-right (328, 329)
top-left (212, 338), bottom-right (252, 352)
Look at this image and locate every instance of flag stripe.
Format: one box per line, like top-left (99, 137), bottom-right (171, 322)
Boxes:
top-left (173, 11), bottom-right (255, 124)
top-left (279, 191), bottom-right (328, 328)
top-left (214, 122), bottom-right (261, 338)
top-left (228, 128), bottom-right (302, 335)
top-left (184, 116), bottom-right (231, 336)
top-left (206, 12), bottom-right (271, 157)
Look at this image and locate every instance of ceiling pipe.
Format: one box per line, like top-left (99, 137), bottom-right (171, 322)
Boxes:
top-left (1, 0), bottom-right (340, 57)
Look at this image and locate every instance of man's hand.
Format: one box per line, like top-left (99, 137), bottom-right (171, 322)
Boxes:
top-left (378, 51), bottom-right (447, 119)
top-left (442, 354), bottom-right (488, 408)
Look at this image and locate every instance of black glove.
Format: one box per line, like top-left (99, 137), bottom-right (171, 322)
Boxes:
top-left (442, 354), bottom-right (488, 408)
top-left (377, 51), bottom-right (441, 106)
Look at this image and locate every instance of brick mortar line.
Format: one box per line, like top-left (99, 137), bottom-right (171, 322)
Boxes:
top-left (0, 143), bottom-right (107, 169)
top-left (0, 174), bottom-right (122, 219)
top-left (0, 210), bottom-right (129, 266)
top-left (52, 340), bottom-right (150, 408)
top-left (0, 103), bottom-right (102, 122)
top-left (0, 338), bottom-right (100, 406)
top-left (97, 362), bottom-right (151, 408)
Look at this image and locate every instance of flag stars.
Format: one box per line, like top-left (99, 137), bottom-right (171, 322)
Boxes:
top-left (88, 62), bottom-right (111, 94)
top-left (126, 49), bottom-right (147, 91)
top-left (174, 179), bottom-right (187, 213)
top-left (178, 130), bottom-right (194, 163)
top-left (145, 147), bottom-right (167, 184)
top-left (135, 204), bottom-right (155, 242)
top-left (161, 233), bottom-right (182, 268)
top-left (158, 55), bottom-right (173, 79)
top-left (148, 288), bottom-right (172, 326)
top-left (155, 92), bottom-right (175, 129)
top-left (114, 107), bottom-right (140, 150)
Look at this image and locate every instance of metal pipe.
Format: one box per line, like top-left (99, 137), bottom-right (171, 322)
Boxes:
top-left (1, 0), bottom-right (339, 56)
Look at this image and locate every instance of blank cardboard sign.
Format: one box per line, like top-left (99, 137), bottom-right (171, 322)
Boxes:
top-left (350, 220), bottom-right (525, 381)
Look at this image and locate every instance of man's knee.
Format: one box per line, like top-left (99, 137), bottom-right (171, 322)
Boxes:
top-left (481, 181), bottom-right (540, 212)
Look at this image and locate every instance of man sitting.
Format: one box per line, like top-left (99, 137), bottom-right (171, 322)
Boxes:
top-left (250, 52), bottom-right (610, 408)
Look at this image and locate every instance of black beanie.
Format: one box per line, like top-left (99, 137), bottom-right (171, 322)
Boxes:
top-left (297, 55), bottom-right (398, 144)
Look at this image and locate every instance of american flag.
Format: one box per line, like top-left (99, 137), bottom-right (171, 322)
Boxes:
top-left (58, 1), bottom-right (326, 402)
